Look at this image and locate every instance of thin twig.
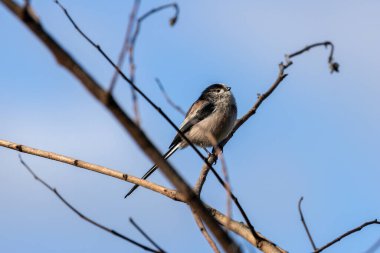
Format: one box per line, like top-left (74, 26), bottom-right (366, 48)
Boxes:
top-left (191, 209), bottom-right (221, 253)
top-left (125, 0), bottom-right (142, 125)
top-left (18, 155), bottom-right (160, 253)
top-left (129, 3), bottom-right (179, 75)
top-left (155, 78), bottom-right (185, 115)
top-left (286, 41), bottom-right (339, 73)
top-left (222, 41), bottom-right (338, 150)
top-left (298, 197), bottom-right (317, 251)
top-left (128, 3), bottom-right (179, 125)
top-left (108, 0), bottom-right (140, 94)
top-left (315, 219), bottom-right (380, 253)
top-left (205, 132), bottom-right (233, 228)
top-left (129, 218), bottom-right (166, 253)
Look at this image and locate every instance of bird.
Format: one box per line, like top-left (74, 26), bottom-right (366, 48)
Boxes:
top-left (125, 83), bottom-right (237, 198)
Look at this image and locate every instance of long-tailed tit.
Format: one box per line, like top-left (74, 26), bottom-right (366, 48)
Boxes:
top-left (125, 83), bottom-right (237, 198)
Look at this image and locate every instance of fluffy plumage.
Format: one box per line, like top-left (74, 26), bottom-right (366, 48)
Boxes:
top-left (125, 83), bottom-right (237, 198)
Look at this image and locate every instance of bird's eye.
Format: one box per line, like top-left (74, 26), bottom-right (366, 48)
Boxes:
top-left (216, 89), bottom-right (222, 93)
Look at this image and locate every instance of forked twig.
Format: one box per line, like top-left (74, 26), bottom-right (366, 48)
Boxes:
top-left (18, 155), bottom-right (160, 253)
top-left (129, 218), bottom-right (166, 253)
top-left (298, 197), bottom-right (317, 251)
top-left (128, 3), bottom-right (179, 125)
top-left (108, 0), bottom-right (140, 94)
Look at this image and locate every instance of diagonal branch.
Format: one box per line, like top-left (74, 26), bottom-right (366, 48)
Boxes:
top-left (222, 40), bottom-right (338, 151)
top-left (298, 197), bottom-right (317, 251)
top-left (129, 218), bottom-right (166, 253)
top-left (315, 219), bottom-right (380, 253)
top-left (1, 139), bottom-right (181, 200)
top-left (191, 208), bottom-right (220, 253)
top-left (18, 155), bottom-right (160, 253)
top-left (0, 138), bottom-right (287, 253)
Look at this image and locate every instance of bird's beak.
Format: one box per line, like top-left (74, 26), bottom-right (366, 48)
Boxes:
top-left (226, 86), bottom-right (231, 91)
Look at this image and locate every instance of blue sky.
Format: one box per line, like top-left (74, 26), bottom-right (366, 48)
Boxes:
top-left (1, 0), bottom-right (380, 252)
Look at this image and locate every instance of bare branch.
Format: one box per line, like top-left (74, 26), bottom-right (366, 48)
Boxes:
top-left (129, 218), bottom-right (166, 253)
top-left (1, 139), bottom-right (182, 199)
top-left (155, 78), bottom-right (185, 115)
top-left (108, 0), bottom-right (141, 94)
top-left (286, 41), bottom-right (339, 73)
top-left (129, 3), bottom-right (179, 76)
top-left (191, 209), bottom-right (221, 253)
top-left (18, 155), bottom-right (160, 253)
top-left (194, 154), bottom-right (215, 195)
top-left (128, 3), bottom-right (179, 125)
top-left (210, 207), bottom-right (287, 253)
top-left (315, 219), bottom-right (380, 253)
top-left (298, 197), bottom-right (317, 251)
top-left (0, 138), bottom-right (287, 253)
top-left (222, 41), bottom-right (339, 150)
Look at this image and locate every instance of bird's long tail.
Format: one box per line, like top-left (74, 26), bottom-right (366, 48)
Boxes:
top-left (124, 144), bottom-right (180, 198)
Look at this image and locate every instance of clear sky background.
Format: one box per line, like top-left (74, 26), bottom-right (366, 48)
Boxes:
top-left (1, 0), bottom-right (380, 252)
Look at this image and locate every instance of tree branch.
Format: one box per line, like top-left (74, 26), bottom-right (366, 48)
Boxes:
top-left (315, 219), bottom-right (380, 253)
top-left (18, 155), bottom-right (160, 253)
top-left (1, 139), bottom-right (182, 200)
top-left (108, 0), bottom-right (140, 94)
top-left (298, 197), bottom-right (317, 251)
top-left (128, 3), bottom-right (179, 125)
top-left (129, 218), bottom-right (166, 253)
top-left (0, 138), bottom-right (287, 253)
top-left (191, 208), bottom-right (221, 253)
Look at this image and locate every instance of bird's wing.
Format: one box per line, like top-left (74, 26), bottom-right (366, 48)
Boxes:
top-left (169, 100), bottom-right (215, 148)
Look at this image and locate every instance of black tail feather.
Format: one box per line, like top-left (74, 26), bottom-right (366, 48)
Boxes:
top-left (124, 144), bottom-right (179, 198)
